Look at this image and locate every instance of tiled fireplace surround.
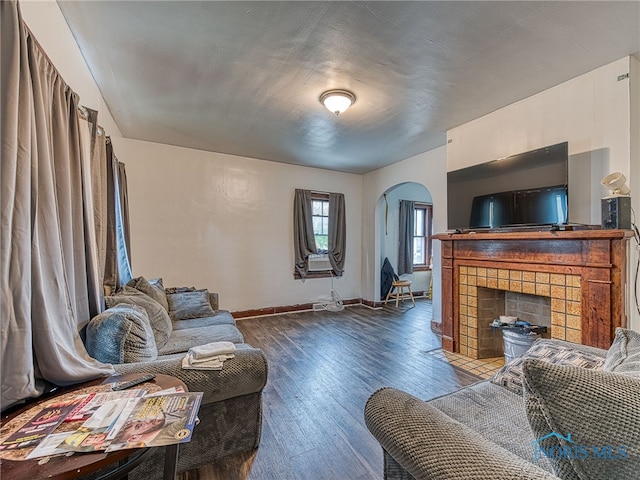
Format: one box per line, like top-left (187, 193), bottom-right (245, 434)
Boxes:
top-left (459, 266), bottom-right (580, 358)
top-left (434, 230), bottom-right (632, 359)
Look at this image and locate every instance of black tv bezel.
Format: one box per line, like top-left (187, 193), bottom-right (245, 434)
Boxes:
top-left (446, 142), bottom-right (569, 231)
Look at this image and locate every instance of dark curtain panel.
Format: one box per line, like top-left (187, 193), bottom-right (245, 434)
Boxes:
top-left (104, 139), bottom-right (118, 294)
top-left (328, 192), bottom-right (346, 276)
top-left (398, 200), bottom-right (415, 275)
top-left (114, 157), bottom-right (133, 287)
top-left (104, 139), bottom-right (133, 293)
top-left (117, 160), bottom-right (132, 282)
top-left (293, 189), bottom-right (316, 278)
top-left (1, 0), bottom-right (114, 410)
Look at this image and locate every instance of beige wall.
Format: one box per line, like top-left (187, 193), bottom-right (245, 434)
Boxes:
top-left (446, 56), bottom-right (638, 331)
top-left (115, 138), bottom-right (363, 312)
top-left (362, 146), bottom-right (448, 320)
top-left (630, 55), bottom-right (640, 332)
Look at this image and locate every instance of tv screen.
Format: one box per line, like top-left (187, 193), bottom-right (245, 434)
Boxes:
top-left (447, 142), bottom-right (569, 230)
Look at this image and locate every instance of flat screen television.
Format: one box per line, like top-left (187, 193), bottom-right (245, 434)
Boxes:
top-left (447, 142), bottom-right (569, 230)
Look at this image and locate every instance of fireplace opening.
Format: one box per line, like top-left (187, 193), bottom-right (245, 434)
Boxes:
top-left (476, 288), bottom-right (551, 358)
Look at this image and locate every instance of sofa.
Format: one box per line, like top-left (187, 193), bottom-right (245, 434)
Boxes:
top-left (365, 329), bottom-right (640, 480)
top-left (83, 276), bottom-right (268, 479)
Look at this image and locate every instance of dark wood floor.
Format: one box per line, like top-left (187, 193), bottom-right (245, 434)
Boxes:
top-left (228, 300), bottom-right (480, 480)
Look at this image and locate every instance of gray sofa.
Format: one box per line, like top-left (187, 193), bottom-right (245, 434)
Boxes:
top-left (83, 277), bottom-right (267, 479)
top-left (365, 331), bottom-right (640, 480)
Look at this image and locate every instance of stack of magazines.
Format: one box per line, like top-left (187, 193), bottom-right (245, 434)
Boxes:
top-left (0, 385), bottom-right (203, 459)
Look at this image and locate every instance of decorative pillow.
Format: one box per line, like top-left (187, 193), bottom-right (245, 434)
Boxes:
top-left (491, 339), bottom-right (605, 396)
top-left (85, 304), bottom-right (157, 364)
top-left (166, 289), bottom-right (216, 321)
top-left (523, 359), bottom-right (640, 480)
top-left (165, 286), bottom-right (196, 294)
top-left (127, 276), bottom-right (169, 312)
top-left (603, 327), bottom-right (640, 377)
top-left (105, 286), bottom-right (172, 348)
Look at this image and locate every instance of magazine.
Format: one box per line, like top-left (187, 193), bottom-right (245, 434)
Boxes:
top-left (56, 397), bottom-right (140, 453)
top-left (105, 392), bottom-right (203, 451)
top-left (65, 389), bottom-right (146, 422)
top-left (0, 397), bottom-right (83, 450)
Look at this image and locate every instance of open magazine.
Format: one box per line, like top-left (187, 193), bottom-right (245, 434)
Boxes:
top-left (105, 391), bottom-right (202, 451)
top-left (64, 389), bottom-right (147, 422)
top-left (24, 388), bottom-right (202, 458)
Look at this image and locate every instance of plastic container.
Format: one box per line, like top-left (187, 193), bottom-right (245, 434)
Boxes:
top-left (502, 329), bottom-right (540, 363)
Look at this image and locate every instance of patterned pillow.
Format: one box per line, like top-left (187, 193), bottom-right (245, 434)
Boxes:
top-left (166, 289), bottom-right (216, 321)
top-left (491, 339), bottom-right (605, 395)
top-left (523, 360), bottom-right (640, 480)
top-left (85, 304), bottom-right (157, 364)
top-left (127, 276), bottom-right (169, 312)
top-left (105, 286), bottom-right (172, 348)
top-left (603, 327), bottom-right (640, 378)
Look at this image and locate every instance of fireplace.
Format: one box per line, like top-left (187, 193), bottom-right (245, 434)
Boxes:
top-left (434, 229), bottom-right (632, 358)
top-left (460, 266), bottom-right (579, 358)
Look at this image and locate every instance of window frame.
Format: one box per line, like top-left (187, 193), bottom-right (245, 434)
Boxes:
top-left (294, 191), bottom-right (334, 279)
top-left (311, 193), bottom-right (330, 254)
top-left (412, 202), bottom-right (433, 271)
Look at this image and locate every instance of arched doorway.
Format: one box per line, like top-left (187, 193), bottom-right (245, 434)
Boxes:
top-left (376, 182), bottom-right (433, 303)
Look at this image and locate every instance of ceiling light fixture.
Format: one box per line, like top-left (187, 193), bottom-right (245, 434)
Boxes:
top-left (320, 89), bottom-right (356, 115)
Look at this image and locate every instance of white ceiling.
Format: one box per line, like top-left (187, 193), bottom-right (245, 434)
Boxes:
top-left (57, 1), bottom-right (640, 174)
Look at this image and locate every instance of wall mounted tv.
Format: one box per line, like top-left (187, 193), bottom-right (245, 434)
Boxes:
top-left (447, 142), bottom-right (569, 231)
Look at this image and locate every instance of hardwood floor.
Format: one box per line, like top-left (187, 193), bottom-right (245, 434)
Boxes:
top-left (227, 299), bottom-right (481, 480)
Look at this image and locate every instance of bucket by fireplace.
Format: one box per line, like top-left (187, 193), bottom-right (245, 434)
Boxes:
top-left (502, 329), bottom-right (541, 363)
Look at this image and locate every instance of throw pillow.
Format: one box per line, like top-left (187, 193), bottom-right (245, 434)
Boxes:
top-left (523, 359), bottom-right (640, 480)
top-left (85, 304), bottom-right (158, 364)
top-left (127, 276), bottom-right (169, 312)
top-left (105, 286), bottom-right (172, 348)
top-left (490, 339), bottom-right (605, 396)
top-left (166, 289), bottom-right (216, 321)
top-left (165, 286), bottom-right (196, 294)
top-left (603, 327), bottom-right (640, 377)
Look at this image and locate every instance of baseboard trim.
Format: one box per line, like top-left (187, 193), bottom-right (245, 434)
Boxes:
top-left (233, 294), bottom-right (432, 319)
top-left (430, 319), bottom-right (442, 334)
top-left (233, 298), bottom-right (362, 319)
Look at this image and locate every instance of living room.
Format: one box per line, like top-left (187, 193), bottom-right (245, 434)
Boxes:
top-left (3, 1), bottom-right (640, 479)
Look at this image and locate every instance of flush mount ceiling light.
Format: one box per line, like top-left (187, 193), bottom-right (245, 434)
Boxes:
top-left (320, 89), bottom-right (356, 115)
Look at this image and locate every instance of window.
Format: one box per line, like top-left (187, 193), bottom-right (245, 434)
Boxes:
top-left (413, 202), bottom-right (433, 270)
top-left (311, 194), bottom-right (330, 254)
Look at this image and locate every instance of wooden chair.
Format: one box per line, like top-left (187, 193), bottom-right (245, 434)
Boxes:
top-left (384, 278), bottom-right (416, 307)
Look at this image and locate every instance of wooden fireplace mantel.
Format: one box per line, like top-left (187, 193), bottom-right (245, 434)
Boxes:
top-left (433, 229), bottom-right (633, 354)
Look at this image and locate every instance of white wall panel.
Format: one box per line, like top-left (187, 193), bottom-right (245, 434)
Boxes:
top-left (114, 138), bottom-right (362, 312)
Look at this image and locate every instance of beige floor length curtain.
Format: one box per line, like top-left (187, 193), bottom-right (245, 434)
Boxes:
top-left (1, 1), bottom-right (114, 411)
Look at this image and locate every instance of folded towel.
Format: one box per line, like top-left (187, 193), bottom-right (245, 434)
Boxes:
top-left (189, 353), bottom-right (235, 365)
top-left (182, 354), bottom-right (234, 371)
top-left (189, 341), bottom-right (236, 360)
top-left (181, 344), bottom-right (235, 370)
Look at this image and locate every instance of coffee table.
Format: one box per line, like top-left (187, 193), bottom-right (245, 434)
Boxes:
top-left (0, 373), bottom-right (186, 480)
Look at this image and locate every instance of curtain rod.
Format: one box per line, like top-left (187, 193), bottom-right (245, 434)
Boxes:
top-left (77, 105), bottom-right (104, 136)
